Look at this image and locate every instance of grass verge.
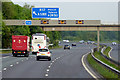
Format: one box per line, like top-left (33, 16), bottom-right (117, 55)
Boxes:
top-left (87, 53), bottom-right (119, 79)
top-left (94, 51), bottom-right (120, 71)
top-left (103, 47), bottom-right (111, 57)
top-left (0, 50), bottom-right (12, 54)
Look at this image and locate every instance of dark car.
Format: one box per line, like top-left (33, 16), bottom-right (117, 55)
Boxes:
top-left (64, 45), bottom-right (70, 49)
top-left (72, 43), bottom-right (76, 46)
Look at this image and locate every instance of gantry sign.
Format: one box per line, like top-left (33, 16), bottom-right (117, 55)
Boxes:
top-left (3, 20), bottom-right (119, 31)
top-left (3, 19), bottom-right (120, 51)
top-left (3, 20), bottom-right (100, 26)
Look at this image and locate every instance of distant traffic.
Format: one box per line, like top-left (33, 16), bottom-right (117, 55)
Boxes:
top-left (11, 34), bottom-right (117, 62)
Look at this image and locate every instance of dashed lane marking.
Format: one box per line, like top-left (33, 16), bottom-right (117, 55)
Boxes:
top-left (47, 69), bottom-right (49, 72)
top-left (3, 68), bottom-right (7, 71)
top-left (16, 62), bottom-right (19, 64)
top-left (45, 74), bottom-right (48, 77)
top-left (50, 63), bottom-right (52, 65)
top-left (26, 58), bottom-right (29, 60)
top-left (48, 66), bottom-right (51, 68)
top-left (52, 61), bottom-right (55, 63)
top-left (10, 65), bottom-right (13, 67)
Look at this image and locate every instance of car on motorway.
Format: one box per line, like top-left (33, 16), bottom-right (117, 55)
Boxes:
top-left (91, 41), bottom-right (95, 44)
top-left (59, 41), bottom-right (61, 44)
top-left (63, 40), bottom-right (69, 43)
top-left (64, 45), bottom-right (70, 49)
top-left (79, 40), bottom-right (84, 44)
top-left (112, 42), bottom-right (117, 45)
top-left (72, 43), bottom-right (76, 46)
top-left (87, 41), bottom-right (92, 44)
top-left (36, 48), bottom-right (51, 61)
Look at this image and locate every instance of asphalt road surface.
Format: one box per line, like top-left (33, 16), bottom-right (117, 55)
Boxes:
top-left (105, 43), bottom-right (119, 62)
top-left (2, 42), bottom-right (96, 79)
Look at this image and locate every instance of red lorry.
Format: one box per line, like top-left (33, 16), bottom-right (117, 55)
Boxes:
top-left (12, 35), bottom-right (30, 57)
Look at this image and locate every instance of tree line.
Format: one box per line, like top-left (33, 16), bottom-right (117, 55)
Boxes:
top-left (2, 2), bottom-right (61, 48)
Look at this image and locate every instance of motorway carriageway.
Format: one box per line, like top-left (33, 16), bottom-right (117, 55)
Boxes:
top-left (0, 42), bottom-right (105, 78)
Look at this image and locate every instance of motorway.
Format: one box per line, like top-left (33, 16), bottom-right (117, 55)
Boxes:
top-left (1, 42), bottom-right (96, 79)
top-left (105, 43), bottom-right (119, 62)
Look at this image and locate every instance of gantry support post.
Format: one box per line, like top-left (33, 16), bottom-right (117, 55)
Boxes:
top-left (97, 26), bottom-right (100, 52)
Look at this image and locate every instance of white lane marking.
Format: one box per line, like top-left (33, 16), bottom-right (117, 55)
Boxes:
top-left (45, 74), bottom-right (48, 77)
top-left (10, 65), bottom-right (13, 67)
top-left (16, 62), bottom-right (19, 64)
top-left (47, 69), bottom-right (49, 72)
top-left (50, 63), bottom-right (52, 65)
top-left (48, 66), bottom-right (51, 68)
top-left (3, 68), bottom-right (7, 71)
top-left (26, 58), bottom-right (29, 60)
top-left (52, 61), bottom-right (55, 63)
top-left (81, 52), bottom-right (97, 79)
top-left (108, 47), bottom-right (113, 59)
top-left (3, 56), bottom-right (10, 59)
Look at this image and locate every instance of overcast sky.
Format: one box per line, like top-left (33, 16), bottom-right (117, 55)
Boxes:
top-left (10, 0), bottom-right (119, 24)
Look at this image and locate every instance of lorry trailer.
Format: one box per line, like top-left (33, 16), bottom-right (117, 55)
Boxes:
top-left (12, 35), bottom-right (30, 57)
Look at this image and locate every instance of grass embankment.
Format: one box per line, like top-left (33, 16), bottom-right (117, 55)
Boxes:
top-left (103, 47), bottom-right (111, 57)
top-left (87, 53), bottom-right (119, 79)
top-left (0, 50), bottom-right (12, 54)
top-left (94, 51), bottom-right (120, 71)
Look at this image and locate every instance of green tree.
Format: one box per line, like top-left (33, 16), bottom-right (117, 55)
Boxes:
top-left (2, 22), bottom-right (12, 48)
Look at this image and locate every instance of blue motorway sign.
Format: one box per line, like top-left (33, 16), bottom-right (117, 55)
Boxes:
top-left (25, 20), bottom-right (32, 25)
top-left (32, 8), bottom-right (59, 18)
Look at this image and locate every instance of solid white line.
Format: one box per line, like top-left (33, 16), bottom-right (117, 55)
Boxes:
top-left (81, 52), bottom-right (97, 79)
top-left (108, 47), bottom-right (113, 59)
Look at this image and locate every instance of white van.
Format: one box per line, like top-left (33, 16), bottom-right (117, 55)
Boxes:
top-left (32, 33), bottom-right (47, 54)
